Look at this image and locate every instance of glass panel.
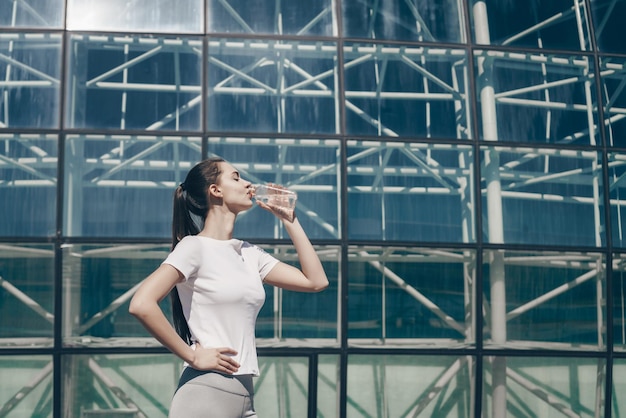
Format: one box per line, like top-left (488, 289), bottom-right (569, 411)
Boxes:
top-left (608, 153), bottom-right (626, 248)
top-left (318, 355), bottom-right (339, 417)
top-left (483, 356), bottom-right (604, 418)
top-left (255, 357), bottom-right (308, 417)
top-left (483, 250), bottom-right (605, 350)
top-left (614, 358), bottom-right (626, 417)
top-left (0, 244), bottom-right (54, 348)
top-left (600, 57), bottom-right (626, 148)
top-left (207, 39), bottom-right (338, 134)
top-left (62, 244), bottom-right (173, 346)
top-left (347, 355), bottom-right (474, 417)
top-left (347, 141), bottom-right (475, 243)
top-left (480, 146), bottom-right (604, 246)
top-left (0, 134), bottom-right (57, 237)
top-left (0, 355), bottom-right (53, 417)
top-left (63, 134), bottom-right (201, 238)
top-left (207, 0), bottom-right (336, 36)
top-left (62, 354), bottom-right (178, 417)
top-left (65, 34), bottom-right (203, 131)
top-left (590, 0), bottom-right (626, 54)
top-left (344, 44), bottom-right (470, 139)
top-left (0, 33), bottom-right (62, 128)
top-left (474, 50), bottom-right (599, 145)
top-left (347, 246), bottom-right (475, 347)
top-left (470, 0), bottom-right (590, 50)
top-left (257, 245), bottom-right (339, 343)
top-left (209, 136), bottom-right (341, 240)
top-left (614, 254), bottom-right (626, 350)
top-left (342, 0), bottom-right (464, 43)
top-left (66, 0), bottom-right (203, 33)
top-left (0, 0), bottom-right (63, 28)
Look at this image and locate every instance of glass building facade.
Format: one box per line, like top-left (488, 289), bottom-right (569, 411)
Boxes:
top-left (1, 0), bottom-right (626, 416)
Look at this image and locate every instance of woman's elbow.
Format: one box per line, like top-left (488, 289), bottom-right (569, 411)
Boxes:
top-left (128, 295), bottom-right (150, 318)
top-left (312, 277), bottom-right (329, 292)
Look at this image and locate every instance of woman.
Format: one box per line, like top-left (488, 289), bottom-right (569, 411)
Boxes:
top-left (129, 157), bottom-right (329, 417)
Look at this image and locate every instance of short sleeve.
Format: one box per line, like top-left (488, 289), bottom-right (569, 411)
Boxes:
top-left (162, 236), bottom-right (201, 281)
top-left (242, 242), bottom-right (280, 280)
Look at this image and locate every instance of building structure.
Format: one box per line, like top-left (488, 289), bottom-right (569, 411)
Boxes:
top-left (1, 0), bottom-right (626, 417)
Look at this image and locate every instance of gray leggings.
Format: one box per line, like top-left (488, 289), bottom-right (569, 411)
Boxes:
top-left (169, 368), bottom-right (256, 418)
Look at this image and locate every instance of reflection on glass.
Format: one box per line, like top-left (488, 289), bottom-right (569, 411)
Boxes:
top-left (613, 254), bottom-right (626, 350)
top-left (0, 244), bottom-right (54, 347)
top-left (590, 0), bottom-right (626, 54)
top-left (65, 34), bottom-right (202, 131)
top-left (480, 146), bottom-right (604, 246)
top-left (474, 50), bottom-right (598, 144)
top-left (62, 244), bottom-right (173, 346)
top-left (608, 154), bottom-right (626, 248)
top-left (208, 0), bottom-right (336, 36)
top-left (0, 355), bottom-right (53, 417)
top-left (257, 245), bottom-right (339, 343)
top-left (483, 356), bottom-right (604, 417)
top-left (600, 57), bottom-right (626, 147)
top-left (0, 33), bottom-right (62, 128)
top-left (348, 141), bottom-right (474, 242)
top-left (209, 136), bottom-right (341, 240)
top-left (483, 250), bottom-right (605, 349)
top-left (614, 358), bottom-right (626, 416)
top-left (317, 355), bottom-right (339, 417)
top-left (342, 0), bottom-right (464, 43)
top-left (63, 134), bottom-right (201, 238)
top-left (207, 39), bottom-right (338, 134)
top-left (0, 0), bottom-right (64, 28)
top-left (471, 0), bottom-right (590, 50)
top-left (66, 0), bottom-right (203, 33)
top-left (347, 246), bottom-right (475, 346)
top-left (0, 134), bottom-right (57, 237)
top-left (255, 357), bottom-right (308, 417)
top-left (347, 355), bottom-right (473, 417)
top-left (344, 43), bottom-right (469, 139)
top-left (62, 354), bottom-right (178, 417)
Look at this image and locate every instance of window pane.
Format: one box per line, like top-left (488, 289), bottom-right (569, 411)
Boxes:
top-left (0, 355), bottom-right (53, 417)
top-left (483, 250), bottom-right (605, 349)
top-left (608, 153), bottom-right (626, 248)
top-left (209, 136), bottom-right (341, 240)
top-left (342, 0), bottom-right (464, 43)
top-left (62, 354), bottom-right (178, 417)
top-left (255, 357), bottom-right (308, 417)
top-left (208, 0), bottom-right (336, 36)
top-left (65, 34), bottom-right (202, 131)
top-left (207, 39), bottom-right (338, 134)
top-left (613, 254), bottom-right (626, 350)
top-left (344, 44), bottom-right (470, 139)
top-left (257, 245), bottom-right (339, 343)
top-left (474, 51), bottom-right (599, 145)
top-left (62, 244), bottom-right (172, 346)
top-left (0, 244), bottom-right (54, 348)
top-left (317, 355), bottom-right (339, 417)
top-left (471, 0), bottom-right (590, 50)
top-left (66, 0), bottom-right (203, 33)
top-left (348, 141), bottom-right (475, 243)
top-left (480, 146), bottom-right (604, 246)
top-left (0, 33), bottom-right (61, 129)
top-left (347, 246), bottom-right (475, 347)
top-left (63, 134), bottom-right (201, 238)
top-left (590, 0), bottom-right (626, 54)
top-left (614, 358), bottom-right (626, 416)
top-left (0, 134), bottom-right (57, 237)
top-left (601, 57), bottom-right (626, 147)
top-left (347, 355), bottom-right (474, 417)
top-left (0, 0), bottom-right (63, 28)
top-left (483, 356), bottom-right (604, 418)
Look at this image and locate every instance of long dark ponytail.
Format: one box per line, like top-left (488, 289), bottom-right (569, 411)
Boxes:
top-left (170, 157), bottom-right (224, 344)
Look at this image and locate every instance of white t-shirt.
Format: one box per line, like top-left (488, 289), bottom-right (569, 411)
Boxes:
top-left (162, 235), bottom-right (280, 376)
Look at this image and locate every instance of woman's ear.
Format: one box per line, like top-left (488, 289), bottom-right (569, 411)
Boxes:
top-left (208, 184), bottom-right (222, 198)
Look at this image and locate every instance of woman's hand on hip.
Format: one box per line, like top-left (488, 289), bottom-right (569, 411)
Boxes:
top-left (190, 343), bottom-right (240, 374)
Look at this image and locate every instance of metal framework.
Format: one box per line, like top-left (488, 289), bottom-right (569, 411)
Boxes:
top-left (1, 0), bottom-right (626, 417)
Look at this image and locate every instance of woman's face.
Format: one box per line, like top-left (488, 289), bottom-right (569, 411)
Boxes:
top-left (215, 162), bottom-right (254, 212)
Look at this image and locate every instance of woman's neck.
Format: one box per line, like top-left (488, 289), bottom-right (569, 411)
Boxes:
top-left (199, 209), bottom-right (236, 240)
